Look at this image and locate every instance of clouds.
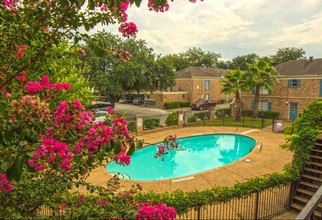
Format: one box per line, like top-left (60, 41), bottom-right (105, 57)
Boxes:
top-left (104, 0), bottom-right (322, 60)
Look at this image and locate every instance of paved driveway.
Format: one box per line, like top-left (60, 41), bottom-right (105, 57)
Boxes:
top-left (114, 103), bottom-right (169, 122)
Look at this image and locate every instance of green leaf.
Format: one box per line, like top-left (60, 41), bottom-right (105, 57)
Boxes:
top-left (136, 140), bottom-right (143, 149)
top-left (126, 143), bottom-right (135, 156)
top-left (114, 140), bottom-right (121, 154)
top-left (6, 157), bottom-right (23, 182)
top-left (134, 0), bottom-right (141, 7)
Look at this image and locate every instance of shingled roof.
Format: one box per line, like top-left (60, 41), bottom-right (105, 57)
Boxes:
top-left (176, 67), bottom-right (228, 79)
top-left (274, 58), bottom-right (322, 76)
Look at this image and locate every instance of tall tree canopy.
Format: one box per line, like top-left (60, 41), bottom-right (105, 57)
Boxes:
top-left (84, 31), bottom-right (176, 107)
top-left (271, 47), bottom-right (306, 65)
top-left (246, 58), bottom-right (278, 119)
top-left (162, 47), bottom-right (221, 71)
top-left (227, 53), bottom-right (259, 71)
top-left (221, 68), bottom-right (249, 122)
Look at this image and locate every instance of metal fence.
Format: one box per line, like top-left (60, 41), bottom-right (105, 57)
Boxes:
top-left (177, 184), bottom-right (292, 220)
top-left (37, 184), bottom-right (292, 219)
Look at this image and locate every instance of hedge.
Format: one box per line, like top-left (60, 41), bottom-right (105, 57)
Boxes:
top-left (143, 118), bottom-right (160, 130)
top-left (165, 111), bottom-right (178, 126)
top-left (164, 102), bottom-right (191, 109)
top-left (193, 112), bottom-right (210, 120)
top-left (215, 108), bottom-right (231, 117)
top-left (242, 110), bottom-right (280, 119)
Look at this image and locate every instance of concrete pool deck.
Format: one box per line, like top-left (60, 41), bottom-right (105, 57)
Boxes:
top-left (84, 126), bottom-right (293, 194)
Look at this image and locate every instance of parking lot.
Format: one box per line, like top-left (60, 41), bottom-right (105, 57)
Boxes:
top-left (92, 102), bottom-right (230, 125)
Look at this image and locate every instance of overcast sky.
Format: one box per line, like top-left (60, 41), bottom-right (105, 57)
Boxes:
top-left (99, 0), bottom-right (322, 61)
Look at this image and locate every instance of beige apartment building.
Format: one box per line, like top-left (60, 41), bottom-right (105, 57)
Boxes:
top-left (241, 58), bottom-right (322, 120)
top-left (145, 67), bottom-right (230, 108)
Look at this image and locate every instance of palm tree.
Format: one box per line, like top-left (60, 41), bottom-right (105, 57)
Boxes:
top-left (221, 68), bottom-right (249, 122)
top-left (246, 58), bottom-right (278, 120)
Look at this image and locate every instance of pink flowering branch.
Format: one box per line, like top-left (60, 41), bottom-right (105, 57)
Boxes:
top-left (0, 3), bottom-right (74, 90)
top-left (154, 134), bottom-right (183, 161)
top-left (0, 174), bottom-right (14, 193)
top-left (136, 202), bottom-right (177, 220)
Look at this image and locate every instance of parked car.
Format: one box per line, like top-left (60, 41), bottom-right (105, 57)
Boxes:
top-left (124, 96), bottom-right (134, 103)
top-left (133, 98), bottom-right (144, 105)
top-left (191, 99), bottom-right (216, 110)
top-left (87, 103), bottom-right (111, 112)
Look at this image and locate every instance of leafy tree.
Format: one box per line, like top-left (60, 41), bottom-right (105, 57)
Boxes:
top-left (221, 68), bottom-right (249, 122)
top-left (0, 0), bottom-right (203, 218)
top-left (119, 38), bottom-right (156, 95)
top-left (162, 47), bottom-right (221, 71)
top-left (154, 55), bottom-right (176, 91)
top-left (83, 31), bottom-right (124, 107)
top-left (228, 53), bottom-right (259, 70)
top-left (161, 54), bottom-right (190, 71)
top-left (44, 42), bottom-right (93, 107)
top-left (84, 32), bottom-right (176, 103)
top-left (246, 58), bottom-right (278, 120)
top-left (216, 60), bottom-right (230, 69)
top-left (271, 47), bottom-right (306, 65)
top-left (181, 47), bottom-right (221, 68)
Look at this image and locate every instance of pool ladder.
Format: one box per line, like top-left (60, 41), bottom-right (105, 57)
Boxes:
top-left (109, 171), bottom-right (131, 180)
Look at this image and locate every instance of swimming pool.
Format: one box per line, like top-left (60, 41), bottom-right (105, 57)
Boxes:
top-left (106, 134), bottom-right (256, 181)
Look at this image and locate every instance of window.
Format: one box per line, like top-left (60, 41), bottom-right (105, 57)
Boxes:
top-left (204, 80), bottom-right (210, 90)
top-left (288, 79), bottom-right (301, 88)
top-left (204, 94), bottom-right (210, 100)
top-left (252, 101), bottom-right (271, 112)
top-left (260, 87), bottom-right (269, 95)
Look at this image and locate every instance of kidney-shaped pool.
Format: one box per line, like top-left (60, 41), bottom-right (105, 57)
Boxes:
top-left (106, 134), bottom-right (256, 181)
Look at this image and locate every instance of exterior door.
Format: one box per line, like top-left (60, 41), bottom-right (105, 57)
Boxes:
top-left (289, 102), bottom-right (298, 120)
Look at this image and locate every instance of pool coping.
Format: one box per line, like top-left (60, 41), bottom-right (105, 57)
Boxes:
top-left (84, 126), bottom-right (293, 194)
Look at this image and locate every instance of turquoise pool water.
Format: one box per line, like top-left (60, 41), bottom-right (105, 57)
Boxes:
top-left (106, 134), bottom-right (256, 181)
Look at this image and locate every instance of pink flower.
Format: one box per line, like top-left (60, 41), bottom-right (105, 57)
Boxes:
top-left (100, 4), bottom-right (108, 11)
top-left (118, 22), bottom-right (138, 38)
top-left (136, 202), bottom-right (177, 220)
top-left (57, 203), bottom-right (68, 210)
top-left (28, 138), bottom-right (72, 172)
top-left (14, 45), bottom-right (27, 57)
top-left (16, 72), bottom-right (27, 81)
top-left (26, 81), bottom-right (41, 94)
top-left (0, 174), bottom-right (14, 193)
top-left (114, 152), bottom-right (131, 166)
top-left (75, 122), bottom-right (114, 155)
top-left (148, 1), bottom-right (170, 12)
top-left (41, 75), bottom-right (50, 87)
top-left (97, 199), bottom-right (108, 205)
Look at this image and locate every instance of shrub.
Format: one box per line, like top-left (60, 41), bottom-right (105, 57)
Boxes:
top-left (127, 121), bottom-right (136, 132)
top-left (165, 112), bottom-right (178, 126)
top-left (187, 115), bottom-right (197, 123)
top-left (143, 118), bottom-right (160, 130)
top-left (216, 99), bottom-right (226, 104)
top-left (164, 102), bottom-right (191, 109)
top-left (194, 112), bottom-right (209, 120)
top-left (242, 110), bottom-right (280, 119)
top-left (215, 108), bottom-right (231, 117)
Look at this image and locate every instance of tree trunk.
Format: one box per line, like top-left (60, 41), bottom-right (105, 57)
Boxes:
top-left (235, 91), bottom-right (242, 122)
top-left (252, 84), bottom-right (260, 120)
top-left (110, 97), bottom-right (117, 109)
